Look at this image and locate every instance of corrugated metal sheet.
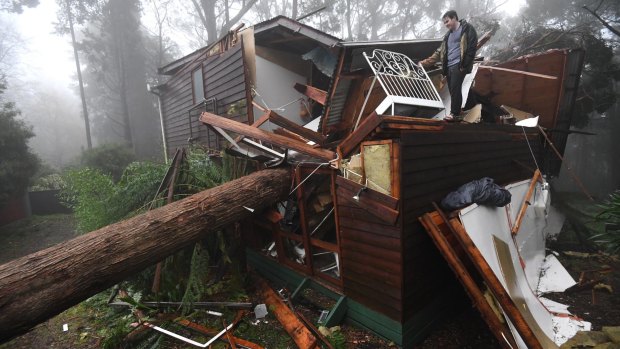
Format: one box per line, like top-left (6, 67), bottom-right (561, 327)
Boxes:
top-left (320, 40), bottom-right (442, 135)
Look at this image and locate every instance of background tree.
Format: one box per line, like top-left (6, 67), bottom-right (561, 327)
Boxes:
top-left (56, 0), bottom-right (173, 159)
top-left (0, 0), bottom-right (38, 13)
top-left (492, 0), bottom-right (620, 127)
top-left (0, 80), bottom-right (39, 208)
top-left (17, 84), bottom-right (85, 169)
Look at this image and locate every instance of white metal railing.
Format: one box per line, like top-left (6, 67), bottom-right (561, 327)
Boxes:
top-left (362, 49), bottom-right (444, 115)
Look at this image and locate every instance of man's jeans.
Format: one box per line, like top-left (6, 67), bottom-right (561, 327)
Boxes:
top-left (447, 64), bottom-right (465, 115)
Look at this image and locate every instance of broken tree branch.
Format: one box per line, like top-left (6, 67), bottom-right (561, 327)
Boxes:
top-left (582, 5), bottom-right (620, 37)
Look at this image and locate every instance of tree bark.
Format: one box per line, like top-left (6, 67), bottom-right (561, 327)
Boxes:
top-left (0, 168), bottom-right (291, 342)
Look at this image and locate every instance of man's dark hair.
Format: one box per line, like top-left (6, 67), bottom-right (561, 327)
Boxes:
top-left (442, 10), bottom-right (458, 20)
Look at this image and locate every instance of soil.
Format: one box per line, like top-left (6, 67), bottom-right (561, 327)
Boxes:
top-left (1, 213), bottom-right (619, 348)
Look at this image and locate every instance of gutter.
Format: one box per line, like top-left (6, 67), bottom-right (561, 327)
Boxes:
top-left (147, 83), bottom-right (169, 164)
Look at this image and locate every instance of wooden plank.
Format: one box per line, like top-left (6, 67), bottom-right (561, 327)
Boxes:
top-left (338, 216), bottom-right (400, 238)
top-left (443, 211), bottom-right (544, 349)
top-left (478, 65), bottom-right (558, 80)
top-left (340, 239), bottom-right (401, 264)
top-left (337, 191), bottom-right (399, 226)
top-left (233, 110), bottom-right (270, 143)
top-left (267, 110), bottom-right (326, 145)
top-left (340, 234), bottom-right (401, 252)
top-left (176, 318), bottom-right (265, 349)
top-left (512, 170), bottom-right (542, 235)
top-left (336, 176), bottom-right (398, 210)
top-left (200, 112), bottom-right (335, 161)
top-left (382, 115), bottom-right (445, 125)
top-left (256, 278), bottom-right (318, 349)
top-left (381, 123), bottom-right (444, 131)
top-left (400, 129), bottom-right (512, 146)
top-left (419, 212), bottom-right (518, 349)
top-left (342, 285), bottom-right (402, 321)
top-left (294, 83), bottom-right (327, 105)
top-left (337, 111), bottom-right (382, 158)
top-left (343, 272), bottom-right (402, 300)
top-left (341, 249), bottom-right (402, 274)
top-left (337, 204), bottom-right (400, 227)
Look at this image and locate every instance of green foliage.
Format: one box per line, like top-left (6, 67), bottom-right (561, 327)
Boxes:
top-left (593, 191), bottom-right (620, 254)
top-left (180, 243), bottom-right (211, 314)
top-left (31, 173), bottom-right (66, 191)
top-left (80, 143), bottom-right (136, 182)
top-left (327, 330), bottom-right (347, 349)
top-left (181, 147), bottom-right (225, 192)
top-left (0, 85), bottom-right (40, 207)
top-left (61, 161), bottom-right (166, 232)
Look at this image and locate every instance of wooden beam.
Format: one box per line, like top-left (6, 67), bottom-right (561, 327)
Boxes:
top-left (200, 112), bottom-right (336, 162)
top-left (233, 110), bottom-right (271, 144)
top-left (273, 127), bottom-right (310, 143)
top-left (256, 278), bottom-right (318, 349)
top-left (337, 111), bottom-right (382, 158)
top-left (419, 212), bottom-right (518, 349)
top-left (478, 66), bottom-right (558, 80)
top-left (511, 169), bottom-right (542, 236)
top-left (435, 205), bottom-right (544, 349)
top-left (176, 318), bottom-right (264, 349)
top-left (336, 176), bottom-right (399, 226)
top-left (294, 83), bottom-right (327, 105)
top-left (267, 110), bottom-right (327, 145)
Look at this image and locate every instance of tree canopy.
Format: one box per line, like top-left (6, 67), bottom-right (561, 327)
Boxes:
top-left (0, 80), bottom-right (39, 207)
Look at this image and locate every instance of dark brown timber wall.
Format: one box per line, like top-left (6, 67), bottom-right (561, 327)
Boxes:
top-left (161, 43), bottom-right (248, 158)
top-left (337, 185), bottom-right (404, 322)
top-left (399, 124), bottom-right (540, 321)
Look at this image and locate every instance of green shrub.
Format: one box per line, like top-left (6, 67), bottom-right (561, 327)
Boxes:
top-left (80, 144), bottom-right (136, 182)
top-left (31, 173), bottom-right (65, 191)
top-left (593, 190), bottom-right (620, 254)
top-left (0, 90), bottom-right (39, 207)
top-left (61, 161), bottom-right (166, 233)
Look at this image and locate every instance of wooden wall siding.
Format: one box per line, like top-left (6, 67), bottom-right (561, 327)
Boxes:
top-left (398, 125), bottom-right (539, 321)
top-left (473, 51), bottom-right (566, 129)
top-left (161, 43), bottom-right (249, 157)
top-left (337, 184), bottom-right (404, 322)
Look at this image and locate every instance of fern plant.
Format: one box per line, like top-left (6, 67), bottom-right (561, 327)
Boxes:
top-left (593, 190), bottom-right (620, 254)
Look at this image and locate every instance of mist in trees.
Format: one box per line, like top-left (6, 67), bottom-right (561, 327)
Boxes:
top-left (0, 0), bottom-right (617, 192)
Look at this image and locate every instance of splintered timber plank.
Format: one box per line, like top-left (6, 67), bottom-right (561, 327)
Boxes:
top-left (200, 112), bottom-right (335, 161)
top-left (267, 110), bottom-right (326, 145)
top-left (176, 318), bottom-right (264, 349)
top-left (256, 278), bottom-right (318, 349)
top-left (338, 111), bottom-right (382, 158)
top-left (443, 213), bottom-right (544, 349)
top-left (294, 83), bottom-right (327, 105)
top-left (336, 176), bottom-right (399, 210)
top-left (512, 169), bottom-right (542, 236)
top-left (337, 187), bottom-right (399, 226)
top-left (419, 212), bottom-right (518, 349)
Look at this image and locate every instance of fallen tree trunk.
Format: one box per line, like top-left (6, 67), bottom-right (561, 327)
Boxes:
top-left (0, 168), bottom-right (291, 342)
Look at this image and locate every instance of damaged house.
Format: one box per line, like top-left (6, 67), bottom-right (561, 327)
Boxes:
top-left (151, 16), bottom-right (586, 348)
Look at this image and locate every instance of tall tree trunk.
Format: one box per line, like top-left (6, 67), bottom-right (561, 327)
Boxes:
top-left (346, 0), bottom-right (352, 40)
top-left (0, 168), bottom-right (291, 342)
top-left (66, 0), bottom-right (92, 150)
top-left (201, 0), bottom-right (218, 43)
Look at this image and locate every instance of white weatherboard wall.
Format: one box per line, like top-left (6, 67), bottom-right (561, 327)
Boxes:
top-left (254, 55), bottom-right (307, 131)
top-left (458, 179), bottom-right (590, 348)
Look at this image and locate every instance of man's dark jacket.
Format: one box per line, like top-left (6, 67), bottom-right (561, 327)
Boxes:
top-left (421, 19), bottom-right (478, 75)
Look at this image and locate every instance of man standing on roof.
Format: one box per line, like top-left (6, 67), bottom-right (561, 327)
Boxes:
top-left (420, 10), bottom-right (477, 121)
